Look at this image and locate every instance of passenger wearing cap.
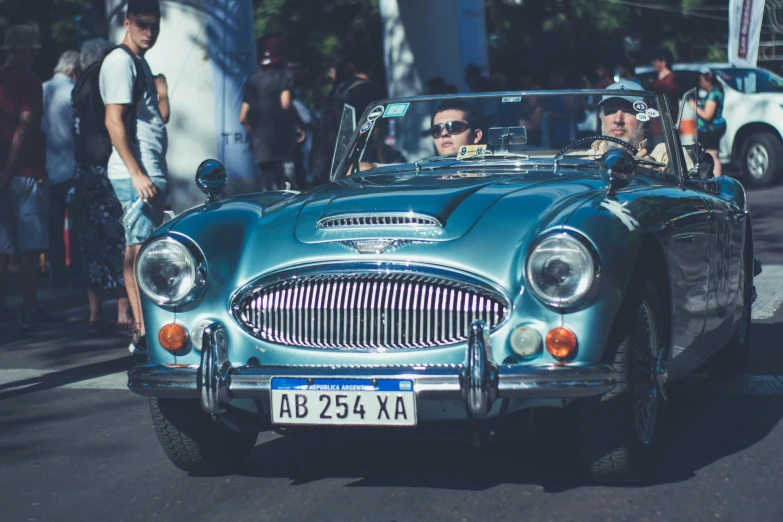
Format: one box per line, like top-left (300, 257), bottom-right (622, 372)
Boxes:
top-left (591, 79), bottom-right (693, 170)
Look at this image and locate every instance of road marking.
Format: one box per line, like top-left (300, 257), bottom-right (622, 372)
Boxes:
top-left (752, 264), bottom-right (783, 320)
top-left (0, 369), bottom-right (127, 392)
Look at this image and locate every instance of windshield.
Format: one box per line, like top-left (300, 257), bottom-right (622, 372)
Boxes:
top-left (333, 91), bottom-right (675, 180)
top-left (715, 68), bottom-right (783, 94)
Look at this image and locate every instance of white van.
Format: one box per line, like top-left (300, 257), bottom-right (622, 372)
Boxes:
top-left (637, 63), bottom-right (783, 187)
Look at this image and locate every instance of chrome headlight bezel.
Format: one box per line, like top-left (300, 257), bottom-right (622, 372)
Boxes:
top-left (525, 231), bottom-right (601, 310)
top-left (136, 235), bottom-right (207, 307)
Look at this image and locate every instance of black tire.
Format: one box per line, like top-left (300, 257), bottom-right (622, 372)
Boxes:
top-left (576, 277), bottom-right (666, 485)
top-left (149, 397), bottom-right (258, 473)
top-left (709, 231), bottom-right (753, 373)
top-left (740, 132), bottom-right (783, 188)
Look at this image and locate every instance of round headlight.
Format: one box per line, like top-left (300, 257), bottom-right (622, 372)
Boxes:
top-left (525, 233), bottom-right (597, 308)
top-left (137, 238), bottom-right (199, 305)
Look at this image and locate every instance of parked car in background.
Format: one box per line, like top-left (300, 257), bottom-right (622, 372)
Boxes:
top-left (638, 63), bottom-right (783, 187)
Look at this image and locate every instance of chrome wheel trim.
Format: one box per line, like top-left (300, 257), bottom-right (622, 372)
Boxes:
top-left (632, 300), bottom-right (659, 446)
top-left (747, 143), bottom-right (769, 179)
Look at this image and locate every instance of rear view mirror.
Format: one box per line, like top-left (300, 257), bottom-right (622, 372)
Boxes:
top-left (487, 126), bottom-right (528, 152)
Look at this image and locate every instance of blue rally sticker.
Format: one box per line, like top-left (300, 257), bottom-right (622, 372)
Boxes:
top-left (502, 96), bottom-right (522, 103)
top-left (272, 378), bottom-right (414, 393)
top-left (360, 121), bottom-right (372, 134)
top-left (383, 103), bottom-right (410, 118)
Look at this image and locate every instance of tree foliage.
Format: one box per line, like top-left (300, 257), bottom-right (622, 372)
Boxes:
top-left (252, 0), bottom-right (385, 96)
top-left (1, 0), bottom-right (105, 80)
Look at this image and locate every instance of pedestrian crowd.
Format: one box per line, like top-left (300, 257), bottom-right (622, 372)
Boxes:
top-left (0, 0), bottom-right (727, 353)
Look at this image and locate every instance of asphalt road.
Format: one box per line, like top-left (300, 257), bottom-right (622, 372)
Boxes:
top-left (2, 178), bottom-right (783, 522)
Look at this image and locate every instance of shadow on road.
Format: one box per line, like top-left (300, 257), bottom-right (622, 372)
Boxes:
top-left (231, 320), bottom-right (783, 491)
top-left (233, 387), bottom-right (783, 492)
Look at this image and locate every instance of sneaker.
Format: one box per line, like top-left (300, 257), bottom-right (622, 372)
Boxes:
top-left (129, 332), bottom-right (148, 356)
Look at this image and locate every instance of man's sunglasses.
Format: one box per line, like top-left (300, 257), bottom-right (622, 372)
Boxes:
top-left (430, 121), bottom-right (470, 138)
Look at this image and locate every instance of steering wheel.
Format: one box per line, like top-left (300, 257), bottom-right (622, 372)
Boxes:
top-left (555, 135), bottom-right (638, 160)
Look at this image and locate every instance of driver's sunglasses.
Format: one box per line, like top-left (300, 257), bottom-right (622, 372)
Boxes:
top-left (431, 121), bottom-right (470, 138)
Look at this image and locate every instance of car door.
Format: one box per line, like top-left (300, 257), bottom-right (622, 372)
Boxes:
top-left (706, 178), bottom-right (746, 350)
top-left (683, 178), bottom-right (743, 362)
top-left (660, 188), bottom-right (713, 380)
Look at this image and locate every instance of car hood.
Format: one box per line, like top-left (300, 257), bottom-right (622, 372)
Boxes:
top-left (294, 170), bottom-right (606, 243)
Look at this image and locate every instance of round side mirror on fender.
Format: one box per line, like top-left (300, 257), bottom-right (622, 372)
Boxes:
top-left (196, 159), bottom-right (228, 203)
top-left (599, 148), bottom-right (636, 195)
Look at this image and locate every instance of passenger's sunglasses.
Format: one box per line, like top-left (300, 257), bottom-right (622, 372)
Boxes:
top-left (430, 121), bottom-right (470, 138)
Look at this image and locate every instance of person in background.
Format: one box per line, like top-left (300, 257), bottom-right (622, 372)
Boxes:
top-left (617, 59), bottom-right (640, 84)
top-left (689, 70), bottom-right (727, 176)
top-left (42, 50), bottom-right (80, 290)
top-left (100, 0), bottom-right (170, 354)
top-left (309, 51), bottom-right (381, 185)
top-left (240, 36), bottom-right (303, 192)
top-left (72, 38), bottom-right (134, 335)
top-left (649, 49), bottom-right (680, 147)
top-left (0, 25), bottom-right (58, 329)
top-left (650, 49), bottom-right (680, 106)
top-left (594, 62), bottom-right (615, 89)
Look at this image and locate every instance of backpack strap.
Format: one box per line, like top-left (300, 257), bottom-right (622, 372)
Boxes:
top-left (113, 44), bottom-right (147, 143)
top-left (114, 44), bottom-right (147, 105)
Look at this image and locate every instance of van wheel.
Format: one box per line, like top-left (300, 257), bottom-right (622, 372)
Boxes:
top-left (741, 132), bottom-right (783, 187)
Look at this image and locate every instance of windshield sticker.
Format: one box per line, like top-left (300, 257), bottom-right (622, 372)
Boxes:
top-left (632, 101), bottom-right (648, 112)
top-left (360, 121), bottom-right (373, 134)
top-left (645, 108), bottom-right (660, 118)
top-left (367, 105), bottom-right (384, 121)
top-left (502, 96), bottom-right (522, 103)
top-left (600, 199), bottom-right (640, 231)
top-left (383, 103), bottom-right (410, 118)
top-left (636, 113), bottom-right (650, 122)
top-left (457, 144), bottom-right (490, 160)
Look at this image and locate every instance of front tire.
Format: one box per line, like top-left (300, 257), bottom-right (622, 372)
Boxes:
top-left (740, 132), bottom-right (783, 188)
top-left (149, 398), bottom-right (258, 473)
top-left (576, 278), bottom-right (665, 485)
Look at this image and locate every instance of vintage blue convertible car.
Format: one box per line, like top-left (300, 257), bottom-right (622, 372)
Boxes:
top-left (128, 88), bottom-right (757, 484)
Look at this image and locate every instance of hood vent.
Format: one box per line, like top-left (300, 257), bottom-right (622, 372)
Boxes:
top-left (317, 212), bottom-right (443, 229)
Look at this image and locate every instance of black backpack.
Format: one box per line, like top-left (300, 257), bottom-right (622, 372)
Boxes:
top-left (72, 44), bottom-right (146, 165)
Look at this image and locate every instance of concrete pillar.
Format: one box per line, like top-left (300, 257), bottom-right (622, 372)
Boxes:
top-left (379, 0), bottom-right (489, 97)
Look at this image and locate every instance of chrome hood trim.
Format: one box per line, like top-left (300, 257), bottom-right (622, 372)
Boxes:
top-left (317, 212), bottom-right (443, 229)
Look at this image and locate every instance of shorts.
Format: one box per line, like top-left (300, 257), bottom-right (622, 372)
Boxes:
top-left (698, 128), bottom-right (725, 150)
top-left (0, 176), bottom-right (49, 255)
top-left (109, 176), bottom-right (168, 246)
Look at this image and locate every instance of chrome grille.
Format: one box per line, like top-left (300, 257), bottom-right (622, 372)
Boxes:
top-left (317, 213), bottom-right (442, 229)
top-left (232, 268), bottom-right (509, 350)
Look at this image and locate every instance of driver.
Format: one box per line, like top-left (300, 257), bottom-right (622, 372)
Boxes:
top-left (592, 80), bottom-right (692, 169)
top-left (430, 101), bottom-right (483, 155)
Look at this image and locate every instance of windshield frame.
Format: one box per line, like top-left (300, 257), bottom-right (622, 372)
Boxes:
top-left (330, 89), bottom-right (684, 184)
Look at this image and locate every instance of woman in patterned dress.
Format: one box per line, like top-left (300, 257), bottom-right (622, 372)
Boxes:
top-left (72, 39), bottom-right (134, 333)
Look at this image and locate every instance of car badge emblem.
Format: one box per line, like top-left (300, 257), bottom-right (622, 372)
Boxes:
top-left (343, 239), bottom-right (399, 254)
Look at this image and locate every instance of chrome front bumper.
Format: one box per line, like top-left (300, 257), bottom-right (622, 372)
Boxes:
top-left (128, 321), bottom-right (617, 416)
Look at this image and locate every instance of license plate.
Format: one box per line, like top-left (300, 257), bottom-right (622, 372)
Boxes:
top-left (270, 378), bottom-right (416, 426)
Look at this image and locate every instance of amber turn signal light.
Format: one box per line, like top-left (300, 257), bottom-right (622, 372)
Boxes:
top-left (159, 323), bottom-right (188, 353)
top-left (545, 327), bottom-right (577, 359)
